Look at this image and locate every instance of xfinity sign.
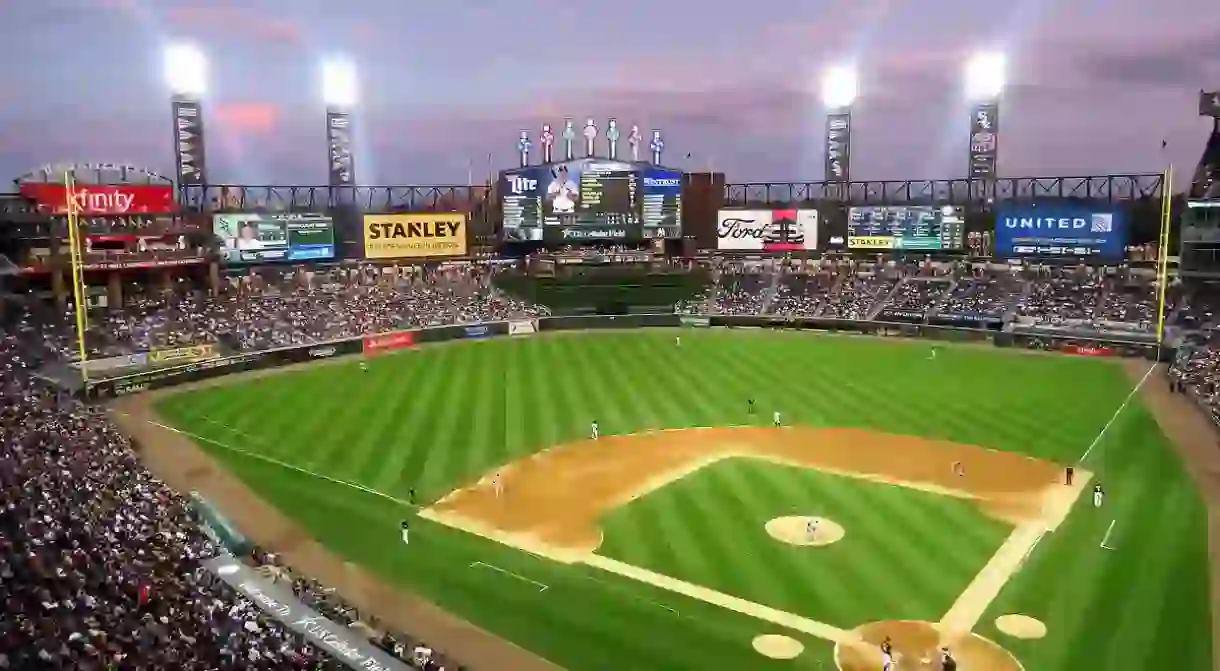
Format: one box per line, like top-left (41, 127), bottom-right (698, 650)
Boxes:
top-left (995, 204), bottom-right (1126, 259)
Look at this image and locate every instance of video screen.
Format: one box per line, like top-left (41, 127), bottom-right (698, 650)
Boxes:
top-left (501, 158), bottom-right (681, 242)
top-left (847, 206), bottom-right (965, 250)
top-left (213, 213), bottom-right (335, 263)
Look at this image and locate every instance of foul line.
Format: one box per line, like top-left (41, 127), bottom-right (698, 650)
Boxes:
top-left (1078, 363), bottom-right (1157, 464)
top-left (469, 562), bottom-right (549, 592)
top-left (580, 573), bottom-right (679, 616)
top-left (131, 415), bottom-right (414, 508)
top-left (1100, 520), bottom-right (1117, 550)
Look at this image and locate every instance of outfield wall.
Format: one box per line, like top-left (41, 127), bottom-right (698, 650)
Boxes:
top-left (81, 315), bottom-right (1171, 400)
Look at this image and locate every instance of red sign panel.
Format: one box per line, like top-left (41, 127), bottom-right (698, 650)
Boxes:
top-left (363, 331), bottom-right (416, 354)
top-left (19, 184), bottom-right (176, 215)
top-left (1063, 344), bottom-right (1115, 357)
top-left (21, 256), bottom-right (205, 273)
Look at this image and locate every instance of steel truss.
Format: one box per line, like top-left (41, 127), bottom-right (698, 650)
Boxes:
top-left (723, 174), bottom-right (1164, 206)
top-left (178, 185), bottom-right (492, 213)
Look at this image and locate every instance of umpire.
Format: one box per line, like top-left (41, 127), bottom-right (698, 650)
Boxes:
top-left (941, 647), bottom-right (957, 671)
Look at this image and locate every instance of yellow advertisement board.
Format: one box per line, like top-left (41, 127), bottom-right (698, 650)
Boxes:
top-left (848, 236), bottom-right (896, 250)
top-left (363, 213), bottom-right (468, 259)
top-left (148, 343), bottom-right (217, 364)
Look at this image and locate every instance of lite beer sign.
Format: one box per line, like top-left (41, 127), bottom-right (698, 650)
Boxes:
top-left (19, 184), bottom-right (176, 215)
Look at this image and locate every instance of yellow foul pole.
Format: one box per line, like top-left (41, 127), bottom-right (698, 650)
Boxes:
top-left (63, 171), bottom-right (91, 381)
top-left (1154, 165), bottom-right (1173, 352)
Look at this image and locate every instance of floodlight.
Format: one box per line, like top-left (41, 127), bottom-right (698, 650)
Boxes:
top-left (821, 66), bottom-right (858, 110)
top-left (322, 58), bottom-right (359, 108)
top-left (163, 43), bottom-right (207, 97)
top-left (964, 51), bottom-right (1006, 100)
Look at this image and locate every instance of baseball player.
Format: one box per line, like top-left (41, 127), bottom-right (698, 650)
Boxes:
top-left (952, 461), bottom-right (964, 478)
top-left (1065, 465), bottom-right (1075, 486)
top-left (359, 361), bottom-right (368, 373)
top-left (675, 335), bottom-right (681, 347)
top-left (1093, 482), bottom-right (1104, 508)
top-left (941, 647), bottom-right (957, 671)
top-left (881, 637), bottom-right (894, 670)
top-left (929, 346), bottom-right (939, 360)
top-left (400, 520), bottom-right (410, 545)
top-left (591, 420), bottom-right (600, 440)
top-left (748, 398), bottom-right (756, 415)
top-left (773, 411), bottom-right (782, 427)
top-left (492, 472), bottom-right (504, 498)
top-left (806, 517), bottom-right (819, 540)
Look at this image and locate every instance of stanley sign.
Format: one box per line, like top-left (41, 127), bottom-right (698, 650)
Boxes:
top-left (363, 213), bottom-right (468, 259)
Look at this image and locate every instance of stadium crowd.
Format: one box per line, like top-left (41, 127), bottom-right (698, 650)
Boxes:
top-left (0, 328), bottom-right (459, 670)
top-left (16, 265), bottom-right (547, 361)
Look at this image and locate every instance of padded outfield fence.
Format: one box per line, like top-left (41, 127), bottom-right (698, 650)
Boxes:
top-left (82, 315), bottom-right (1171, 400)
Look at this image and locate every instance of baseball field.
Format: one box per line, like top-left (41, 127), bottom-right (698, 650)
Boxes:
top-left (141, 330), bottom-right (1210, 670)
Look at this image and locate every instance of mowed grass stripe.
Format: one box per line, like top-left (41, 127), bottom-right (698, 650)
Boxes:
top-left (738, 460), bottom-right (922, 624)
top-left (712, 460), bottom-right (870, 622)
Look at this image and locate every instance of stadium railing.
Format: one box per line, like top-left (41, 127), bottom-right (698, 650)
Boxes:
top-left (82, 314), bottom-right (1172, 400)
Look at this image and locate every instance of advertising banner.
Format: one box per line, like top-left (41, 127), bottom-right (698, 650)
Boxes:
top-left (326, 110), bottom-right (356, 186)
top-left (464, 325), bottom-right (491, 339)
top-left (1063, 344), bottom-right (1116, 357)
top-left (188, 491), bottom-right (251, 555)
top-left (509, 319), bottom-right (537, 335)
top-left (363, 213), bottom-right (469, 259)
top-left (202, 558), bottom-right (412, 671)
top-left (72, 352), bottom-right (149, 373)
top-left (363, 331), bottom-right (416, 354)
top-left (825, 112), bottom-right (851, 182)
top-left (968, 102), bottom-right (999, 179)
top-left (172, 98), bottom-right (208, 186)
top-left (995, 203), bottom-right (1127, 258)
top-left (214, 213), bottom-right (335, 263)
top-left (680, 316), bottom-right (710, 327)
top-left (148, 343), bottom-right (217, 364)
top-left (716, 210), bottom-right (818, 251)
top-left (20, 184), bottom-right (175, 215)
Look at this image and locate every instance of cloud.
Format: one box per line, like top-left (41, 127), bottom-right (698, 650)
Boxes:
top-left (1071, 31), bottom-right (1220, 88)
top-left (213, 103), bottom-right (280, 135)
top-left (165, 6), bottom-right (303, 45)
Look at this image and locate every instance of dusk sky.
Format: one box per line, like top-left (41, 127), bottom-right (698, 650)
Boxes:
top-left (1, 0), bottom-right (1217, 188)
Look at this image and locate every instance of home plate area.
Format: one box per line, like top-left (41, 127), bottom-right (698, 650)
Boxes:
top-left (420, 426), bottom-right (1089, 668)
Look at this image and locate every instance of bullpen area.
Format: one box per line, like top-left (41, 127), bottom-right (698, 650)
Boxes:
top-left (123, 331), bottom-right (1211, 670)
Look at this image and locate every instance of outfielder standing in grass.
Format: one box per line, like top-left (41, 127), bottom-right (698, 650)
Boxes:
top-left (1093, 482), bottom-right (1104, 507)
top-left (400, 520), bottom-right (410, 545)
top-left (773, 410), bottom-right (782, 427)
top-left (591, 420), bottom-right (600, 440)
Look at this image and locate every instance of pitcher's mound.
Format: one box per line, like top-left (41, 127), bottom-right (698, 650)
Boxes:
top-left (752, 634), bottom-right (804, 659)
top-left (995, 614), bottom-right (1047, 639)
top-left (765, 516), bottom-right (845, 547)
top-left (835, 620), bottom-right (1021, 671)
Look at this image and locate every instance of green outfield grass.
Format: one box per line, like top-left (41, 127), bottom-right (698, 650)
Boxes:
top-left (155, 330), bottom-right (1212, 671)
top-left (598, 458), bottom-right (1012, 628)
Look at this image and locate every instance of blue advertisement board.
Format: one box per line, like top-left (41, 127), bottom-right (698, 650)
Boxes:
top-left (994, 204), bottom-right (1127, 258)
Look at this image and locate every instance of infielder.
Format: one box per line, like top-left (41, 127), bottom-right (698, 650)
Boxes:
top-left (1093, 482), bottom-right (1104, 507)
top-left (952, 460), bottom-right (964, 478)
top-left (591, 420), bottom-right (600, 440)
top-left (492, 472), bottom-right (504, 498)
top-left (773, 411), bottom-right (782, 427)
top-left (400, 520), bottom-right (410, 545)
top-left (881, 637), bottom-right (894, 670)
top-left (806, 517), bottom-right (819, 540)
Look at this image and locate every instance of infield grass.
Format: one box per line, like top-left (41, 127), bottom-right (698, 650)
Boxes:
top-left (156, 330), bottom-right (1212, 671)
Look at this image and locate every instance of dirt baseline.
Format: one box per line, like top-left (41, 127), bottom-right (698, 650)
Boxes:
top-left (424, 426), bottom-right (1074, 562)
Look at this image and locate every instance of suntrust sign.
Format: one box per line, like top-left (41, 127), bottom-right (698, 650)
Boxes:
top-left (995, 204), bottom-right (1126, 258)
top-left (19, 184), bottom-right (176, 215)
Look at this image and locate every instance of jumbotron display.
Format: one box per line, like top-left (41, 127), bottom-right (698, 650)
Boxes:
top-left (500, 158), bottom-right (682, 242)
top-left (847, 205), bottom-right (966, 250)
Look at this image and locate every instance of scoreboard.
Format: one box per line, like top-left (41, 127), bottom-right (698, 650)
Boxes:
top-left (847, 205), bottom-right (965, 250)
top-left (501, 159), bottom-right (681, 242)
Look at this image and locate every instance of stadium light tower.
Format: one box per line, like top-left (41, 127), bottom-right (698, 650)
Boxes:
top-left (164, 43), bottom-right (210, 186)
top-left (964, 51), bottom-right (1005, 179)
top-left (821, 65), bottom-right (858, 183)
top-left (322, 58), bottom-right (359, 186)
